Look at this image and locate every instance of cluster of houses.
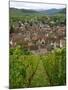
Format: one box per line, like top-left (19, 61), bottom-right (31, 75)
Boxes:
top-left (10, 21), bottom-right (66, 54)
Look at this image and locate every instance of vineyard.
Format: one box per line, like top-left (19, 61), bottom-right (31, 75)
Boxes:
top-left (9, 4), bottom-right (66, 88)
top-left (9, 46), bottom-right (66, 88)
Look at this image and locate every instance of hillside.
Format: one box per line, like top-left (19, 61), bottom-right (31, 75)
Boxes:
top-left (39, 8), bottom-right (66, 15)
top-left (10, 8), bottom-right (40, 16)
top-left (10, 8), bottom-right (66, 17)
top-left (10, 47), bottom-right (66, 88)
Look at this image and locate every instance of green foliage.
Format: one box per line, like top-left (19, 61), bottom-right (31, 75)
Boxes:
top-left (10, 45), bottom-right (32, 56)
top-left (9, 47), bottom-right (66, 88)
top-left (41, 48), bottom-right (66, 86)
top-left (10, 13), bottom-right (66, 27)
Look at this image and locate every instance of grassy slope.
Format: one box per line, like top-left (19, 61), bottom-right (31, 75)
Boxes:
top-left (9, 47), bottom-right (66, 88)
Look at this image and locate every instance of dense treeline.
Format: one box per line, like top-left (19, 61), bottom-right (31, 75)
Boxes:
top-left (10, 14), bottom-right (66, 26)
